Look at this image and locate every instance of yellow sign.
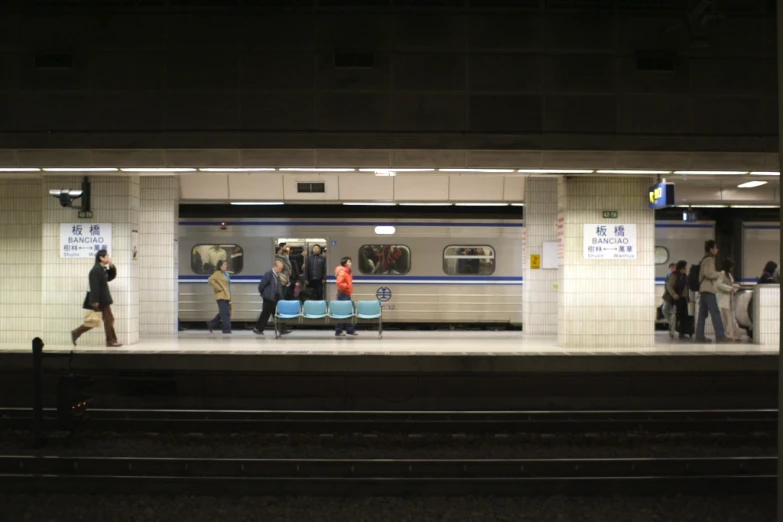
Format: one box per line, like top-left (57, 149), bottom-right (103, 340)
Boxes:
top-left (530, 254), bottom-right (541, 269)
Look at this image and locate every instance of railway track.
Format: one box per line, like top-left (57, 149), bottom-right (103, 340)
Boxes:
top-left (0, 455), bottom-right (773, 496)
top-left (0, 408), bottom-right (776, 434)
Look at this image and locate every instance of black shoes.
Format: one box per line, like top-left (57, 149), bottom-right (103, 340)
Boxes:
top-left (253, 328), bottom-right (263, 335)
top-left (206, 322), bottom-right (213, 333)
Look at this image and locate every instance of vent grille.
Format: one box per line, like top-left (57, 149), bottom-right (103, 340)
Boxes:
top-left (297, 182), bottom-right (326, 193)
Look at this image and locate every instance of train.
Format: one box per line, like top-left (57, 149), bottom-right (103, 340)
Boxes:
top-left (178, 206), bottom-right (779, 329)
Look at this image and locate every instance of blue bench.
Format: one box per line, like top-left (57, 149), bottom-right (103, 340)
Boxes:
top-left (274, 299), bottom-right (383, 339)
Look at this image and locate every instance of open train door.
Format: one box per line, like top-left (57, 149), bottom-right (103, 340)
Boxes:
top-left (274, 237), bottom-right (329, 302)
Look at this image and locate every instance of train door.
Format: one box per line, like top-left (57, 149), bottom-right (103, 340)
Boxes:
top-left (274, 237), bottom-right (329, 301)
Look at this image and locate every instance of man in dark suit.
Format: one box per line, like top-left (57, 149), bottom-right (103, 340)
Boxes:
top-left (71, 249), bottom-right (122, 347)
top-left (253, 260), bottom-right (286, 335)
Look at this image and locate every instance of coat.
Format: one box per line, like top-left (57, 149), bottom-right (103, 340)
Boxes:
top-left (698, 255), bottom-right (720, 294)
top-left (666, 272), bottom-right (689, 302)
top-left (335, 265), bottom-right (353, 296)
top-left (258, 268), bottom-right (284, 302)
top-left (305, 254), bottom-right (326, 281)
top-left (208, 271), bottom-right (231, 301)
top-left (85, 263), bottom-right (117, 309)
top-left (715, 272), bottom-right (735, 310)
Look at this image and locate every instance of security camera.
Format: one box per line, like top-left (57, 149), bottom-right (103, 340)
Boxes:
top-left (49, 189), bottom-right (84, 208)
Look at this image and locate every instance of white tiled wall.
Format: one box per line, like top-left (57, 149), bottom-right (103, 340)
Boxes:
top-left (753, 285), bottom-right (780, 346)
top-left (523, 178), bottom-right (558, 334)
top-left (140, 177), bottom-right (179, 335)
top-left (42, 176), bottom-right (140, 346)
top-left (557, 176), bottom-right (656, 348)
top-left (0, 181), bottom-right (42, 345)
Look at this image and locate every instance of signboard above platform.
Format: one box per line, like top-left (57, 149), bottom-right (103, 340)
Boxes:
top-left (60, 223), bottom-right (112, 258)
top-left (583, 224), bottom-right (637, 260)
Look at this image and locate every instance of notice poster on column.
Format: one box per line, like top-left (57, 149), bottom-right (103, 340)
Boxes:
top-left (556, 212), bottom-right (565, 264)
top-left (60, 223), bottom-right (112, 258)
top-left (583, 224), bottom-right (637, 260)
top-left (521, 228), bottom-right (527, 266)
top-left (131, 230), bottom-right (139, 261)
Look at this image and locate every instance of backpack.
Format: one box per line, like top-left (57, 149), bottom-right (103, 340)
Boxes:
top-left (687, 256), bottom-right (708, 292)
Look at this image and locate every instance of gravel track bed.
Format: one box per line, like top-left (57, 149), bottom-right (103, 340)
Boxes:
top-left (0, 493), bottom-right (774, 521)
top-left (0, 431), bottom-right (774, 459)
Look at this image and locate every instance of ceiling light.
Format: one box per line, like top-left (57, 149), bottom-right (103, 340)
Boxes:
top-left (454, 203), bottom-right (510, 206)
top-left (517, 169), bottom-right (594, 174)
top-left (43, 167), bottom-right (118, 172)
top-left (280, 168), bottom-right (356, 172)
top-left (358, 168), bottom-right (435, 172)
top-left (0, 168), bottom-right (41, 172)
top-left (398, 203), bottom-right (453, 206)
top-left (737, 181), bottom-right (768, 188)
top-left (596, 170), bottom-right (672, 175)
top-left (230, 201), bottom-right (284, 206)
top-left (731, 205), bottom-right (779, 208)
top-left (750, 171), bottom-right (780, 176)
top-left (342, 202), bottom-right (397, 206)
top-left (510, 203), bottom-right (525, 206)
top-left (200, 168), bottom-right (276, 172)
top-left (373, 170), bottom-right (396, 177)
top-left (439, 169), bottom-right (515, 173)
top-left (374, 226), bottom-right (396, 235)
top-left (673, 171), bottom-right (748, 175)
top-left (120, 168), bottom-right (197, 172)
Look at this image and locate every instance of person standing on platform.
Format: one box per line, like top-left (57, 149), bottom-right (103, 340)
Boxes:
top-left (71, 249), bottom-right (121, 347)
top-left (254, 260), bottom-right (286, 335)
top-left (667, 260), bottom-right (691, 339)
top-left (334, 256), bottom-right (357, 337)
top-left (304, 244), bottom-right (327, 300)
top-left (716, 258), bottom-right (741, 341)
top-left (695, 240), bottom-right (729, 343)
top-left (206, 260), bottom-right (232, 334)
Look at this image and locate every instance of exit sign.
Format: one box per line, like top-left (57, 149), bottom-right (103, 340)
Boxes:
top-left (78, 211), bottom-right (93, 219)
top-left (602, 211), bottom-right (618, 219)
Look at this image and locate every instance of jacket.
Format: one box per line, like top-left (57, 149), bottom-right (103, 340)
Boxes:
top-left (305, 254), bottom-right (326, 281)
top-left (335, 265), bottom-right (353, 296)
top-left (698, 255), bottom-right (720, 294)
top-left (758, 272), bottom-right (776, 285)
top-left (208, 271), bottom-right (231, 301)
top-left (666, 272), bottom-right (688, 302)
top-left (715, 272), bottom-right (735, 310)
top-left (85, 263), bottom-right (117, 309)
top-left (258, 268), bottom-right (284, 302)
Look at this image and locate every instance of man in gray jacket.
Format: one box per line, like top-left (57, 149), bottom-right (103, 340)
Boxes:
top-left (253, 260), bottom-right (286, 335)
top-left (695, 240), bottom-right (729, 343)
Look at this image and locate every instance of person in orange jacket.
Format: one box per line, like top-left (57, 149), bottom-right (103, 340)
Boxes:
top-left (334, 256), bottom-right (357, 337)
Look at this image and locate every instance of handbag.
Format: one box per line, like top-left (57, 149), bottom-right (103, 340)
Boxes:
top-left (84, 310), bottom-right (103, 328)
top-left (294, 281), bottom-right (302, 298)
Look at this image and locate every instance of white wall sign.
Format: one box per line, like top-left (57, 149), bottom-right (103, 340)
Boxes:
top-left (60, 223), bottom-right (112, 258)
top-left (583, 224), bottom-right (636, 260)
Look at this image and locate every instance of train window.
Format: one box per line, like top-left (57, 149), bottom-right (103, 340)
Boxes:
top-left (191, 244), bottom-right (244, 275)
top-left (654, 246), bottom-right (669, 265)
top-left (358, 245), bottom-right (411, 275)
top-left (443, 246), bottom-right (495, 276)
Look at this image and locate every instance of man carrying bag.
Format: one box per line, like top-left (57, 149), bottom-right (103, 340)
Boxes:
top-left (71, 249), bottom-right (122, 347)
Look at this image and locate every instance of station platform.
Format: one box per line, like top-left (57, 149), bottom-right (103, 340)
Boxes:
top-left (0, 331), bottom-right (775, 374)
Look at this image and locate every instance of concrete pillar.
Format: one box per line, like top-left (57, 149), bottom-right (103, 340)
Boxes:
top-left (41, 176), bottom-right (140, 346)
top-left (557, 176), bottom-right (656, 348)
top-left (139, 177), bottom-right (180, 336)
top-left (0, 180), bottom-right (42, 344)
top-left (522, 177), bottom-right (558, 334)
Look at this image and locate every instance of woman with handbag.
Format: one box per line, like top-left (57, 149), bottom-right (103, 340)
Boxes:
top-left (206, 260), bottom-right (232, 334)
top-left (71, 249), bottom-right (121, 347)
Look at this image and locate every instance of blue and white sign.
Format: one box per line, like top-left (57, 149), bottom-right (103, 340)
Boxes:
top-left (583, 224), bottom-right (636, 260)
top-left (60, 223), bottom-right (112, 259)
top-left (376, 286), bottom-right (392, 302)
top-left (649, 182), bottom-right (675, 209)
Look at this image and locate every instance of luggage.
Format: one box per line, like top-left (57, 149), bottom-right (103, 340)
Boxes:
top-left (679, 315), bottom-right (695, 336)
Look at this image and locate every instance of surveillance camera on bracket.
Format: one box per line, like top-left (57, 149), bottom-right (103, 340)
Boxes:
top-left (49, 189), bottom-right (84, 208)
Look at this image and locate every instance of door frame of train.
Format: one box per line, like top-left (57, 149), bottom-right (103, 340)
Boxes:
top-left (274, 237), bottom-right (330, 302)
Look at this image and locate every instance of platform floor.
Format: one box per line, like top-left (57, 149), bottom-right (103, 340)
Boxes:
top-left (0, 331), bottom-right (776, 357)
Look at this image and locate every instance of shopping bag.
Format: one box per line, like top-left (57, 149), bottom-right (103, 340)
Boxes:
top-left (84, 310), bottom-right (103, 328)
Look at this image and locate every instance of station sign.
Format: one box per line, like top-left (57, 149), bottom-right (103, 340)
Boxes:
top-left (649, 182), bottom-right (675, 209)
top-left (60, 223), bottom-right (112, 258)
top-left (583, 224), bottom-right (637, 260)
top-left (602, 210), bottom-right (618, 219)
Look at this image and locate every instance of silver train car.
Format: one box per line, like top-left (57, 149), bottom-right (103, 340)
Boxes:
top-left (179, 217), bottom-right (524, 325)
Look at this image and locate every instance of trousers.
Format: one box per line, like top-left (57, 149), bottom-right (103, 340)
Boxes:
top-left (208, 299), bottom-right (231, 333)
top-left (696, 292), bottom-right (725, 340)
top-left (73, 305), bottom-right (118, 345)
top-left (255, 299), bottom-right (277, 331)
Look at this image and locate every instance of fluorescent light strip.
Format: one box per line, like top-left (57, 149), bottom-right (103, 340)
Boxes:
top-left (0, 168), bottom-right (41, 172)
top-left (358, 168), bottom-right (435, 172)
top-left (596, 170), bottom-right (671, 175)
top-left (517, 169), bottom-right (594, 174)
top-left (750, 171), bottom-right (780, 176)
top-left (230, 202), bottom-right (284, 206)
top-left (342, 202), bottom-right (397, 206)
top-left (439, 169), bottom-right (515, 173)
top-left (673, 171), bottom-right (748, 175)
top-left (280, 168), bottom-right (356, 172)
top-left (200, 168), bottom-right (276, 172)
top-left (510, 203), bottom-right (525, 206)
top-left (121, 168), bottom-right (197, 172)
top-left (43, 167), bottom-right (118, 172)
top-left (731, 205), bottom-right (779, 208)
top-left (398, 203), bottom-right (453, 206)
top-left (737, 181), bottom-right (768, 188)
top-left (675, 204), bottom-right (730, 208)
top-left (454, 203), bottom-right (510, 207)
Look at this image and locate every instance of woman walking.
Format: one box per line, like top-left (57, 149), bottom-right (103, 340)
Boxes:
top-left (207, 260), bottom-right (232, 334)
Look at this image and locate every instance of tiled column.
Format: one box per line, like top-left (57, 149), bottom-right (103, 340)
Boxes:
top-left (140, 177), bottom-right (179, 336)
top-left (42, 176), bottom-right (140, 346)
top-left (0, 180), bottom-right (42, 345)
top-left (522, 178), bottom-right (558, 334)
top-left (752, 285), bottom-right (780, 346)
top-left (557, 176), bottom-right (656, 348)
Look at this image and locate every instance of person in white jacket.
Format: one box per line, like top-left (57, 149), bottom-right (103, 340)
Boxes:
top-left (715, 258), bottom-right (741, 341)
